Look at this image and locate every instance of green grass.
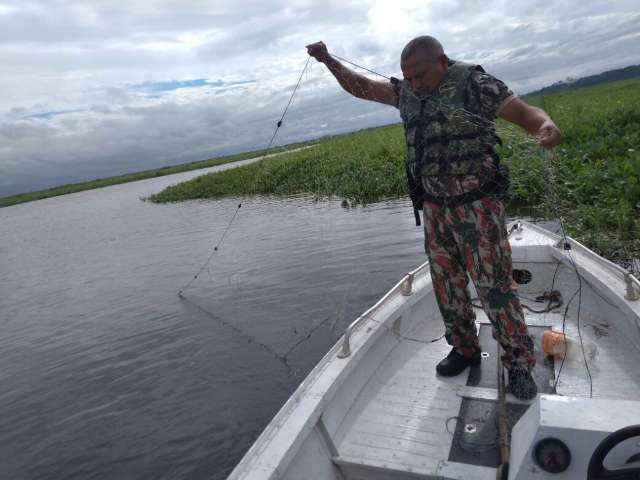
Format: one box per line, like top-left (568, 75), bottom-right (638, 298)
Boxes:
top-left (150, 77), bottom-right (640, 263)
top-left (0, 143), bottom-right (309, 208)
top-left (147, 124), bottom-right (407, 204)
top-left (504, 78), bottom-right (640, 262)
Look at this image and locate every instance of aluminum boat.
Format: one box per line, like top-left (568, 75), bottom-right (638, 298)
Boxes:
top-left (227, 221), bottom-right (640, 480)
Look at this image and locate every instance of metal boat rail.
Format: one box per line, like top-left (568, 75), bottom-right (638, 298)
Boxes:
top-left (336, 260), bottom-right (430, 358)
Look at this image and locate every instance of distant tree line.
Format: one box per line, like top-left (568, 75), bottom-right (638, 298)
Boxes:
top-left (524, 64), bottom-right (640, 97)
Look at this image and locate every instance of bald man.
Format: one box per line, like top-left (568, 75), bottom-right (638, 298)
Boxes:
top-left (307, 36), bottom-right (561, 400)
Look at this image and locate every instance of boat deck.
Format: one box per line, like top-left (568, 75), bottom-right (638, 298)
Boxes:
top-left (333, 298), bottom-right (640, 480)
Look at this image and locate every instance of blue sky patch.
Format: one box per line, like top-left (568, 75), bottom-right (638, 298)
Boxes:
top-left (22, 109), bottom-right (84, 120)
top-left (132, 78), bottom-right (254, 94)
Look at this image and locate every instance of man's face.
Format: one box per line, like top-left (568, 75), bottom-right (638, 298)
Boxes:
top-left (401, 51), bottom-right (447, 95)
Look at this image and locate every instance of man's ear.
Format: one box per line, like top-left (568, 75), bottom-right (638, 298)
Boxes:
top-left (439, 54), bottom-right (448, 69)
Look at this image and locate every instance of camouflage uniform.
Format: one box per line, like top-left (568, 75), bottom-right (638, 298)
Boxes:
top-left (392, 60), bottom-right (536, 371)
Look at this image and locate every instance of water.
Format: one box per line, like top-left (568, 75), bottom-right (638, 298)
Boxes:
top-left (0, 162), bottom-right (428, 479)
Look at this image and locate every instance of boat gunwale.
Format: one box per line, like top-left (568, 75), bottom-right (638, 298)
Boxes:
top-left (519, 221), bottom-right (640, 290)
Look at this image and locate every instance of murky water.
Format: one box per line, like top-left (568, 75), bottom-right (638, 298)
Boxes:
top-left (0, 162), bottom-right (429, 479)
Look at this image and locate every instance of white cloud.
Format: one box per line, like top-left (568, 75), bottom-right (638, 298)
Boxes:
top-left (0, 0), bottom-right (639, 196)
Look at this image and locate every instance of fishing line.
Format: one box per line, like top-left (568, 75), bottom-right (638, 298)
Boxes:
top-left (175, 53), bottom-right (581, 380)
top-left (329, 52), bottom-right (390, 80)
top-left (544, 147), bottom-right (592, 397)
top-left (178, 202), bottom-right (242, 297)
top-left (360, 313), bottom-right (445, 345)
top-left (472, 295), bottom-right (562, 314)
top-left (266, 56), bottom-right (312, 150)
top-left (178, 56), bottom-right (312, 296)
top-left (325, 52), bottom-right (537, 147)
top-left (179, 292), bottom-right (295, 374)
top-left (281, 314), bottom-right (337, 359)
top-left (176, 56), bottom-right (338, 370)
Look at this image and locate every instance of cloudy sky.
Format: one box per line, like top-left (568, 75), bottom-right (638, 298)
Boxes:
top-left (1, 0), bottom-right (639, 197)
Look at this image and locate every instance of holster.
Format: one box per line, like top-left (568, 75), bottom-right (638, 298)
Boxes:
top-left (406, 162), bottom-right (426, 226)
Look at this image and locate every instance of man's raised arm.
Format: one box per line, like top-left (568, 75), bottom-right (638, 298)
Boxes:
top-left (306, 41), bottom-right (397, 107)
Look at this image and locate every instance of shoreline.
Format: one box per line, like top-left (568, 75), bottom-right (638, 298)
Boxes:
top-left (0, 142), bottom-right (312, 208)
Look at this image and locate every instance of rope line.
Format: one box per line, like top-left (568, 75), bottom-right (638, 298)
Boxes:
top-left (544, 148), bottom-right (593, 397)
top-left (178, 57), bottom-right (313, 298)
top-left (359, 313), bottom-right (445, 345)
top-left (180, 293), bottom-right (294, 373)
top-left (329, 52), bottom-right (390, 80)
top-left (176, 57), bottom-right (326, 369)
top-left (178, 203), bottom-right (242, 296)
top-left (266, 56), bottom-right (312, 151)
top-left (281, 314), bottom-right (337, 359)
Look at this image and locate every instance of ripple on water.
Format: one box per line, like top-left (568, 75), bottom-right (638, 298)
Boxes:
top-left (0, 176), bottom-right (432, 479)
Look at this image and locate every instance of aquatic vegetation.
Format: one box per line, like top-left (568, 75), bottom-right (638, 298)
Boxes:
top-left (150, 77), bottom-right (640, 263)
top-left (148, 125), bottom-right (407, 204)
top-left (505, 78), bottom-right (640, 261)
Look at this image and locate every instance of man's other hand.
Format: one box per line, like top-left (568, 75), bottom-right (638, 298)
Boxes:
top-left (306, 41), bottom-right (329, 63)
top-left (537, 120), bottom-right (562, 149)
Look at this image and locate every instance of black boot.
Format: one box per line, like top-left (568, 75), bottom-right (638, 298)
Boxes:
top-left (436, 347), bottom-right (481, 377)
top-left (507, 368), bottom-right (538, 400)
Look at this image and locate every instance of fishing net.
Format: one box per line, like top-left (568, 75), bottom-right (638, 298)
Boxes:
top-left (173, 50), bottom-right (640, 395)
top-left (312, 51), bottom-right (639, 273)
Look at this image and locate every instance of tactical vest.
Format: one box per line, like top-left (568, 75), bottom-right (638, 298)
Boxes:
top-left (394, 60), bottom-right (500, 184)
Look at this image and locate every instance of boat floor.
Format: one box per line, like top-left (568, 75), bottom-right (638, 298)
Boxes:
top-left (333, 299), bottom-right (640, 479)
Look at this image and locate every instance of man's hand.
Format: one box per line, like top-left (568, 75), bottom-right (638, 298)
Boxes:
top-left (306, 41), bottom-right (330, 63)
top-left (305, 41), bottom-right (397, 106)
top-left (537, 120), bottom-right (562, 149)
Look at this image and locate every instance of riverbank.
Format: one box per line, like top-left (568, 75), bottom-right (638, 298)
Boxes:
top-left (149, 77), bottom-right (640, 267)
top-left (0, 143), bottom-right (311, 208)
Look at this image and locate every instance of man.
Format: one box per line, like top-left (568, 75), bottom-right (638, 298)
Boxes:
top-left (306, 36), bottom-right (562, 400)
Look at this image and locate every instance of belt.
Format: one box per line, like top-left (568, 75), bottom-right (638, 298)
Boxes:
top-left (422, 181), bottom-right (499, 208)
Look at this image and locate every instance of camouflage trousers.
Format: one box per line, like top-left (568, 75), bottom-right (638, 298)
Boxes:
top-left (423, 195), bottom-right (536, 371)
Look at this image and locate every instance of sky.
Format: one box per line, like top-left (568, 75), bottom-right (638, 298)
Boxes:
top-left (1, 0), bottom-right (639, 197)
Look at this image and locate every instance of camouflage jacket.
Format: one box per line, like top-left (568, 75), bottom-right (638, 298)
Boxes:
top-left (393, 60), bottom-right (511, 199)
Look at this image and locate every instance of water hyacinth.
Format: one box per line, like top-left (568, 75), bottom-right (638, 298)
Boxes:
top-left (150, 77), bottom-right (640, 267)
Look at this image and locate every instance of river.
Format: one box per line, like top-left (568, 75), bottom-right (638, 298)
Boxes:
top-left (0, 160), bottom-right (430, 479)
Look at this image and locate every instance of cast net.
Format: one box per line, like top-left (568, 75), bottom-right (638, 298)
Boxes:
top-left (169, 51), bottom-right (640, 399)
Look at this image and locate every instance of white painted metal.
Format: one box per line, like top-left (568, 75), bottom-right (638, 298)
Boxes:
top-left (333, 317), bottom-right (465, 477)
top-left (227, 221), bottom-right (640, 480)
top-left (510, 395), bottom-right (640, 479)
top-left (337, 263), bottom-right (428, 358)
